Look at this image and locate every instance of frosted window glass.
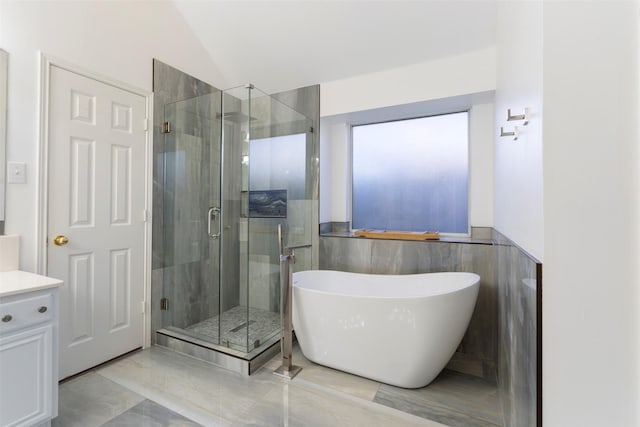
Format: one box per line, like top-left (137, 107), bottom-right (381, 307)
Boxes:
top-left (249, 133), bottom-right (306, 199)
top-left (352, 112), bottom-right (468, 233)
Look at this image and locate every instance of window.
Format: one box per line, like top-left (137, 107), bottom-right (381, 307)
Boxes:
top-left (351, 112), bottom-right (468, 234)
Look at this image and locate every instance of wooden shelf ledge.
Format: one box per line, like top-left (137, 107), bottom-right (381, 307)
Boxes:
top-left (353, 229), bottom-right (440, 241)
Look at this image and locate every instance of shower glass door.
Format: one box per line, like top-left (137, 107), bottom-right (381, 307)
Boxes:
top-left (219, 85), bottom-right (313, 353)
top-left (162, 91), bottom-right (223, 346)
top-left (161, 85), bottom-right (313, 355)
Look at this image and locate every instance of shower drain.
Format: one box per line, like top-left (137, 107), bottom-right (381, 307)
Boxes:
top-left (229, 320), bottom-right (256, 333)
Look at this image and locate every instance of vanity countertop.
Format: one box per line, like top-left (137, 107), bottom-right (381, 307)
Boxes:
top-left (0, 270), bottom-right (63, 297)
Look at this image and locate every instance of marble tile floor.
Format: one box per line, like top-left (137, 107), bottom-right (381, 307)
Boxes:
top-left (374, 372), bottom-right (503, 427)
top-left (53, 345), bottom-right (502, 427)
top-left (264, 346), bottom-right (504, 427)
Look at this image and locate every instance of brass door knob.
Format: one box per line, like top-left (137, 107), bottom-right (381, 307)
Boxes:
top-left (53, 235), bottom-right (69, 246)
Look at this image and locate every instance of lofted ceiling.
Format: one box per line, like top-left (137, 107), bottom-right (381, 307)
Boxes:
top-left (172, 0), bottom-right (498, 93)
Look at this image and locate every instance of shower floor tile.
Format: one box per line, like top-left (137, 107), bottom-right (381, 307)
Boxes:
top-left (185, 305), bottom-right (280, 350)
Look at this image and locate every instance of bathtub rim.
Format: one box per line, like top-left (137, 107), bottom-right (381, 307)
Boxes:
top-left (292, 270), bottom-right (480, 299)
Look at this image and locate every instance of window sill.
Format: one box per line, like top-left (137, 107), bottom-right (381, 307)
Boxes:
top-left (319, 230), bottom-right (493, 245)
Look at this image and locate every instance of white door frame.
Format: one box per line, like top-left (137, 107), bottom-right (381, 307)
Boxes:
top-left (36, 53), bottom-right (153, 347)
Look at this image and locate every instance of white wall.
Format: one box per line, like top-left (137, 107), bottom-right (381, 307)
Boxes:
top-left (495, 1), bottom-right (639, 425)
top-left (321, 48), bottom-right (496, 117)
top-left (494, 1), bottom-right (544, 261)
top-left (0, 1), bottom-right (226, 272)
top-left (318, 121), bottom-right (350, 223)
top-left (542, 2), bottom-right (639, 426)
top-left (468, 102), bottom-right (494, 228)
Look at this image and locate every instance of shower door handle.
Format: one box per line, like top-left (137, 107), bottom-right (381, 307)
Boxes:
top-left (207, 207), bottom-right (221, 239)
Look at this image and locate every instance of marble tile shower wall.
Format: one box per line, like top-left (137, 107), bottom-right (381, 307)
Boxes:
top-left (220, 103), bottom-right (242, 312)
top-left (494, 229), bottom-right (541, 427)
top-left (151, 60), bottom-right (221, 340)
top-left (152, 61), bottom-right (321, 340)
top-left (319, 236), bottom-right (498, 379)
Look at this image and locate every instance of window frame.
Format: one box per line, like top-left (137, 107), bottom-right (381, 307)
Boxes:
top-left (348, 110), bottom-right (471, 237)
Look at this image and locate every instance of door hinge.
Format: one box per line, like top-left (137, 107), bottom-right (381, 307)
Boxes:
top-left (162, 121), bottom-right (171, 133)
top-left (144, 118), bottom-right (149, 131)
top-left (142, 209), bottom-right (150, 223)
top-left (160, 298), bottom-right (169, 310)
top-left (141, 301), bottom-right (146, 314)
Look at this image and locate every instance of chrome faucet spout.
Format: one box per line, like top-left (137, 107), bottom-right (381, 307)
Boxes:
top-left (281, 243), bottom-right (312, 265)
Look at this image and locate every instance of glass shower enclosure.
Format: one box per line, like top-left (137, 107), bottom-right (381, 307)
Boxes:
top-left (160, 84), bottom-right (313, 357)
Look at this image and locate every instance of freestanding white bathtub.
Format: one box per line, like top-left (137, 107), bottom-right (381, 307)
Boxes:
top-left (292, 270), bottom-right (479, 388)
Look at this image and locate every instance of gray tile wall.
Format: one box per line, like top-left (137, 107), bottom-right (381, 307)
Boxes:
top-left (152, 59), bottom-right (220, 341)
top-left (494, 229), bottom-right (541, 427)
top-left (319, 236), bottom-right (498, 379)
top-left (320, 231), bottom-right (541, 427)
top-left (319, 221), bottom-right (350, 234)
top-left (153, 62), bottom-right (321, 345)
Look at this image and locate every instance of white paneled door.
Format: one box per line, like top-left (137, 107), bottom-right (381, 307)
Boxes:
top-left (47, 65), bottom-right (147, 380)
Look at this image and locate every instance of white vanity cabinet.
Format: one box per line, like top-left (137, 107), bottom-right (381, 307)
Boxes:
top-left (0, 272), bottom-right (62, 427)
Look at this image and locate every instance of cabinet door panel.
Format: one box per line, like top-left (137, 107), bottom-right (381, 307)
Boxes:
top-left (0, 324), bottom-right (53, 427)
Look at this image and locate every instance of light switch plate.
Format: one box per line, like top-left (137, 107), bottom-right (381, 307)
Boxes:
top-left (7, 162), bottom-right (26, 184)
